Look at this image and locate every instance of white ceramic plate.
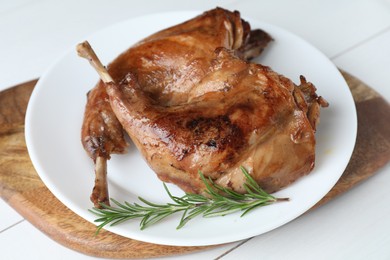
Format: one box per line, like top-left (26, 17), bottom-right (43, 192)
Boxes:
top-left (25, 11), bottom-right (357, 246)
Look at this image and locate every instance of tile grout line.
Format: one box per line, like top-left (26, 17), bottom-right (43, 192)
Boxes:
top-left (0, 219), bottom-right (25, 234)
top-left (330, 25), bottom-right (390, 60)
top-left (214, 238), bottom-right (253, 259)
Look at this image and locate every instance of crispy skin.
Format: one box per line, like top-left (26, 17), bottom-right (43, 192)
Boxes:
top-left (82, 7), bottom-right (272, 159)
top-left (81, 86), bottom-right (127, 160)
top-left (103, 7), bottom-right (272, 105)
top-left (105, 49), bottom-right (326, 195)
top-left (81, 7), bottom-right (272, 205)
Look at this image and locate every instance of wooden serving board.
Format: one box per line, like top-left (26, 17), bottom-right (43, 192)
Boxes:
top-left (0, 71), bottom-right (389, 258)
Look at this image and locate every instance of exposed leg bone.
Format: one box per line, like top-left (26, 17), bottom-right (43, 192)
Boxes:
top-left (90, 156), bottom-right (109, 207)
top-left (77, 41), bottom-right (115, 208)
top-left (77, 41), bottom-right (114, 84)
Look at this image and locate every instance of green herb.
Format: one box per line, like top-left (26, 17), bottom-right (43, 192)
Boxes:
top-left (89, 167), bottom-right (289, 233)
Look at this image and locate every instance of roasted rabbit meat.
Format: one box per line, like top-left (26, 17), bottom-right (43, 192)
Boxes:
top-left (81, 8), bottom-right (273, 207)
top-left (78, 41), bottom-right (328, 201)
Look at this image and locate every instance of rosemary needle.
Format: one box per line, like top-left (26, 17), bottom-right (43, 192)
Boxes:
top-left (89, 167), bottom-right (289, 233)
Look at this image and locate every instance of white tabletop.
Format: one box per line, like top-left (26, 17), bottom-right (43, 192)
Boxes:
top-left (1, 1), bottom-right (389, 259)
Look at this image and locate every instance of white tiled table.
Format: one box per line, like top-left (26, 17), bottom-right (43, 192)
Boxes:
top-left (1, 1), bottom-right (389, 259)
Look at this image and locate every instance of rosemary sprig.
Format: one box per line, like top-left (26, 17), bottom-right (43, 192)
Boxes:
top-left (89, 167), bottom-right (289, 233)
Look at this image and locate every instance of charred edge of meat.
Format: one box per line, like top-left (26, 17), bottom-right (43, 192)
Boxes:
top-left (213, 7), bottom-right (273, 59)
top-left (83, 136), bottom-right (110, 161)
top-left (294, 76), bottom-right (329, 131)
top-left (237, 29), bottom-right (274, 60)
top-left (298, 76), bottom-right (329, 108)
top-left (82, 128), bottom-right (128, 160)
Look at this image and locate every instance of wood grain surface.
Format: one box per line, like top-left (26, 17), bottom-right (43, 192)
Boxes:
top-left (0, 71), bottom-right (389, 258)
